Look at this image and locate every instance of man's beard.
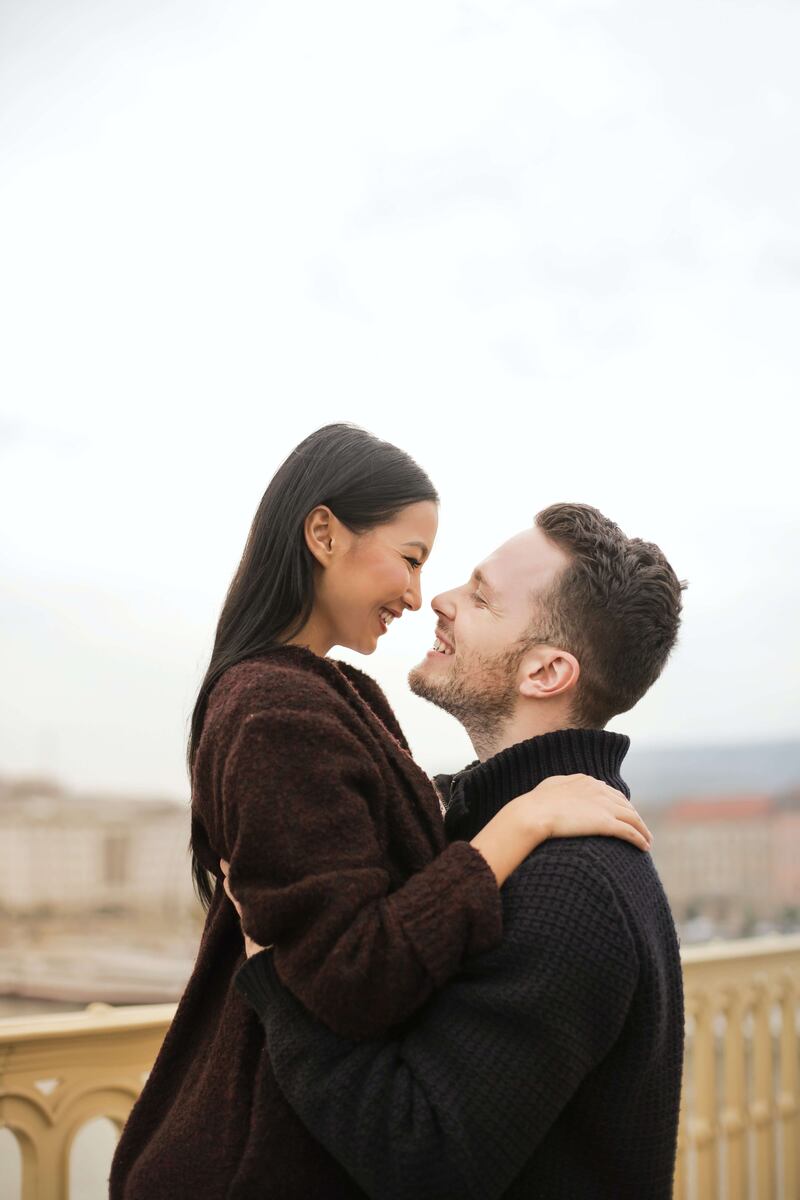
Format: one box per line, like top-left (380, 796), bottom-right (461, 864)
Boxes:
top-left (408, 642), bottom-right (525, 753)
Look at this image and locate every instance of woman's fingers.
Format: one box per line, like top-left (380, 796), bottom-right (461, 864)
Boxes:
top-left (620, 811), bottom-right (652, 847)
top-left (613, 802), bottom-right (652, 843)
top-left (611, 808), bottom-right (652, 849)
top-left (614, 819), bottom-right (650, 850)
top-left (603, 789), bottom-right (652, 844)
top-left (220, 861), bottom-right (244, 918)
top-left (218, 859), bottom-right (264, 950)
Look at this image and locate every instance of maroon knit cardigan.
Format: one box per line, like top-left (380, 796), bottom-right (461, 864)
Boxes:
top-left (109, 646), bottom-right (502, 1199)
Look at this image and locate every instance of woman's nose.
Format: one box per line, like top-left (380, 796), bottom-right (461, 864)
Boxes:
top-left (404, 575), bottom-right (423, 611)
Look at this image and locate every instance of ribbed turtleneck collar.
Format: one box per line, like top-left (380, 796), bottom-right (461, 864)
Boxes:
top-left (439, 727), bottom-right (631, 843)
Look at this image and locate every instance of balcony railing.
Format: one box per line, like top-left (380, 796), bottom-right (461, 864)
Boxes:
top-left (675, 935), bottom-right (800, 1200)
top-left (0, 1001), bottom-right (174, 1199)
top-left (1, 935), bottom-right (799, 1200)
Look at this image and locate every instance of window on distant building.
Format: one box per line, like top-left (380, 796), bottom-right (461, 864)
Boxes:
top-left (103, 833), bottom-right (130, 886)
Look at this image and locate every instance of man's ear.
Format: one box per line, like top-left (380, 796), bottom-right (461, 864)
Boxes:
top-left (518, 645), bottom-right (580, 701)
top-left (303, 505), bottom-right (338, 567)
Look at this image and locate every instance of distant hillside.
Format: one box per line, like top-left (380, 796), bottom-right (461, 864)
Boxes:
top-left (624, 739), bottom-right (800, 808)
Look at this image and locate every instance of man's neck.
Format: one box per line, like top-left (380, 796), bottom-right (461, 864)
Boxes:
top-left (442, 726), bottom-right (631, 843)
top-left (468, 708), bottom-right (575, 763)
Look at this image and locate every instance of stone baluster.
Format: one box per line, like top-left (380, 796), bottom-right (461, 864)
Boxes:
top-left (777, 971), bottom-right (799, 1200)
top-left (688, 991), bottom-right (718, 1198)
top-left (749, 975), bottom-right (774, 1198)
top-left (720, 988), bottom-right (747, 1200)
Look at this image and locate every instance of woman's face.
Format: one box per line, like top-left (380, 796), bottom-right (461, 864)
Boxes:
top-left (319, 501), bottom-right (439, 654)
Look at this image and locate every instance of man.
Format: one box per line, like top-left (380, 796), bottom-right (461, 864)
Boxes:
top-left (226, 502), bottom-right (687, 1199)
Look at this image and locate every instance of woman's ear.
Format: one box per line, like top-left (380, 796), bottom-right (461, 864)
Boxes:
top-left (304, 506), bottom-right (337, 567)
top-left (518, 646), bottom-right (580, 701)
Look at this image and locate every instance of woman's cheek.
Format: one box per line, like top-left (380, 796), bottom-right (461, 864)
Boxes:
top-left (378, 563), bottom-right (405, 601)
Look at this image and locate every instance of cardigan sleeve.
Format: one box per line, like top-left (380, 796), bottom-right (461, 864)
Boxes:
top-left (233, 846), bottom-right (641, 1200)
top-left (221, 706), bottom-right (502, 1041)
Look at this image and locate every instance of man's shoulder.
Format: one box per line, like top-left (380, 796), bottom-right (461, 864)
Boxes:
top-left (499, 835), bottom-right (676, 951)
top-left (497, 838), bottom-right (637, 934)
top-left (507, 831), bottom-right (658, 889)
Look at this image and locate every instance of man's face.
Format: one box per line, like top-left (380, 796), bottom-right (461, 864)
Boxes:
top-left (408, 527), bottom-right (571, 733)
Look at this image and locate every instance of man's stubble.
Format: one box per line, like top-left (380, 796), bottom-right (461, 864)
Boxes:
top-left (408, 643), bottom-right (526, 756)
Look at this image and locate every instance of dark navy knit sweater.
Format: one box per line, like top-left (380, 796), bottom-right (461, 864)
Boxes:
top-left (235, 728), bottom-right (685, 1200)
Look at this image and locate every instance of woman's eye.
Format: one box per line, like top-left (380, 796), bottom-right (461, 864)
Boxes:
top-left (405, 557), bottom-right (422, 569)
top-left (470, 592), bottom-right (485, 606)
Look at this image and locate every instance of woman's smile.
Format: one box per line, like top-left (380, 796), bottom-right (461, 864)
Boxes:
top-left (378, 606), bottom-right (400, 634)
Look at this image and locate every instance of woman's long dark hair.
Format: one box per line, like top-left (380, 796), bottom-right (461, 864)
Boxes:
top-left (188, 423), bottom-right (439, 909)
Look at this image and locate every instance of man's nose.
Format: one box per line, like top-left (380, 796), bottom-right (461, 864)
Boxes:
top-left (431, 589), bottom-right (456, 620)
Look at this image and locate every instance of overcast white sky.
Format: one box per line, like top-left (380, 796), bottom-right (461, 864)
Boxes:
top-left (1, 0), bottom-right (798, 797)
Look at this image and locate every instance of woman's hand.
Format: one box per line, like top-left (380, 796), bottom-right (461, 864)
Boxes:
top-left (471, 774), bottom-right (652, 888)
top-left (512, 774), bottom-right (652, 850)
top-left (219, 860), bottom-right (272, 959)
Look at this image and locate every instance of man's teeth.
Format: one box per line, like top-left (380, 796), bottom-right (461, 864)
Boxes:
top-left (380, 608), bottom-right (395, 625)
top-left (433, 638), bottom-right (453, 655)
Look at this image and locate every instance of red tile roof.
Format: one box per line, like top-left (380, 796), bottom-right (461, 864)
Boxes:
top-left (664, 795), bottom-right (774, 823)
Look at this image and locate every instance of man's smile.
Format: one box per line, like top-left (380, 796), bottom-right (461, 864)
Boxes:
top-left (430, 626), bottom-right (455, 656)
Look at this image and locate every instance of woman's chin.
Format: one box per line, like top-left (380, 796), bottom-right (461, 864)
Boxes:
top-left (340, 635), bottom-right (378, 656)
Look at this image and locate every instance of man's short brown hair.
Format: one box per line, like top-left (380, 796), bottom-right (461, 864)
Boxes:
top-left (529, 503), bottom-right (687, 728)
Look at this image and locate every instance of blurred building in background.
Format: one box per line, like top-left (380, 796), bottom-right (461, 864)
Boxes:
top-left (0, 776), bottom-right (200, 1008)
top-left (0, 776), bottom-right (196, 916)
top-left (648, 789), bottom-right (800, 941)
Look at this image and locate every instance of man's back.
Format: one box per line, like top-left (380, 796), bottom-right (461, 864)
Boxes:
top-left (489, 833), bottom-right (684, 1198)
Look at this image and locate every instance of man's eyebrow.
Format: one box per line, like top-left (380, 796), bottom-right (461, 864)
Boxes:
top-left (473, 568), bottom-right (498, 597)
top-left (403, 541), bottom-right (430, 559)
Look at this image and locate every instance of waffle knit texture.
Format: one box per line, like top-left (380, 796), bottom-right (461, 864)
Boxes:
top-left (108, 646), bottom-right (502, 1199)
top-left (235, 727), bottom-right (685, 1200)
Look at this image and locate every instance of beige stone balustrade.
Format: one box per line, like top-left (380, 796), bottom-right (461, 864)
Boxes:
top-left (1, 935), bottom-right (799, 1199)
top-left (0, 1001), bottom-right (174, 1199)
top-left (674, 934), bottom-right (800, 1200)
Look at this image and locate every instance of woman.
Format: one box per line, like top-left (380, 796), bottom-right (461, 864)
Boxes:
top-left (109, 424), bottom-right (650, 1199)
